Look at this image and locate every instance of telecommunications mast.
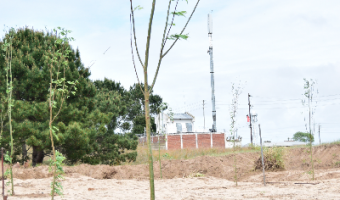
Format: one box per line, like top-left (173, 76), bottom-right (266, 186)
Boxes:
top-left (207, 12), bottom-right (216, 132)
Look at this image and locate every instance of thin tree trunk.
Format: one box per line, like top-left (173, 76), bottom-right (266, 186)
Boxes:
top-left (143, 1), bottom-right (156, 199)
top-left (144, 89), bottom-right (155, 200)
top-left (7, 36), bottom-right (15, 195)
top-left (158, 111), bottom-right (162, 179)
top-left (49, 65), bottom-right (57, 200)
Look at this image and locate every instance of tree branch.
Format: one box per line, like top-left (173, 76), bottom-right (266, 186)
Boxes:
top-left (149, 0), bottom-right (172, 93)
top-left (130, 14), bottom-right (145, 95)
top-left (130, 0), bottom-right (144, 67)
top-left (163, 0), bottom-right (178, 48)
top-left (162, 0), bottom-right (200, 58)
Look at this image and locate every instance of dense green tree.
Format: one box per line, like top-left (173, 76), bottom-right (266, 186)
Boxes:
top-left (0, 28), bottom-right (126, 165)
top-left (0, 27), bottom-right (99, 165)
top-left (293, 131), bottom-right (314, 143)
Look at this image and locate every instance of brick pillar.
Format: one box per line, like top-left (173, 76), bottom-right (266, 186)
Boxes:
top-left (211, 133), bottom-right (213, 148)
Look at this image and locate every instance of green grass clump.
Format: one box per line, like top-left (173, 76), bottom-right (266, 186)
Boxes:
top-left (255, 147), bottom-right (285, 170)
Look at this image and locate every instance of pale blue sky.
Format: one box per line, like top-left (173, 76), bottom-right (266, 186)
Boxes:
top-left (1, 0), bottom-right (340, 144)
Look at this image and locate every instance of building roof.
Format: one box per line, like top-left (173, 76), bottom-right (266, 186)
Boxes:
top-left (173, 113), bottom-right (194, 120)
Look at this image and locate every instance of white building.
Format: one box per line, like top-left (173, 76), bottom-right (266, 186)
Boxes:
top-left (155, 112), bottom-right (195, 134)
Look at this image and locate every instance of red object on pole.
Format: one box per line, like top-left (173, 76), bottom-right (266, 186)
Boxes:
top-left (246, 115), bottom-right (250, 122)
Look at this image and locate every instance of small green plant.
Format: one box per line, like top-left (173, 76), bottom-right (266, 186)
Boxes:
top-left (334, 161), bottom-right (340, 167)
top-left (49, 150), bottom-right (66, 197)
top-left (4, 151), bottom-right (12, 195)
top-left (188, 172), bottom-right (204, 178)
top-left (162, 153), bottom-right (173, 160)
top-left (255, 147), bottom-right (285, 170)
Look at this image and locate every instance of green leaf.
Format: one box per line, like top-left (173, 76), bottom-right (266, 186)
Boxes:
top-left (134, 5), bottom-right (143, 11)
top-left (168, 33), bottom-right (189, 40)
top-left (171, 11), bottom-right (187, 17)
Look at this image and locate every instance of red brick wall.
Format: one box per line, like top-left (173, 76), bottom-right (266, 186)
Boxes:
top-left (167, 135), bottom-right (181, 150)
top-left (153, 137), bottom-right (158, 143)
top-left (182, 135), bottom-right (196, 149)
top-left (198, 134), bottom-right (211, 148)
top-left (140, 133), bottom-right (225, 150)
top-left (213, 134), bottom-right (225, 148)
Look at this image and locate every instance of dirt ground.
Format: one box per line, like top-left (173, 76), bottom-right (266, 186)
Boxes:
top-left (3, 144), bottom-right (340, 199)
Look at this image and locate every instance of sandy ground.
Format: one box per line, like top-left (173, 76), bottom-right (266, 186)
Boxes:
top-left (2, 144), bottom-right (340, 199)
top-left (5, 169), bottom-right (340, 200)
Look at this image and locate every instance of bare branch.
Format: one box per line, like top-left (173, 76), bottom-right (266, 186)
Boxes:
top-left (162, 0), bottom-right (200, 58)
top-left (149, 0), bottom-right (172, 92)
top-left (130, 0), bottom-right (144, 67)
top-left (130, 14), bottom-right (145, 95)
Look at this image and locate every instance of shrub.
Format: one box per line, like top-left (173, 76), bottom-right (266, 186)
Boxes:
top-left (254, 147), bottom-right (285, 170)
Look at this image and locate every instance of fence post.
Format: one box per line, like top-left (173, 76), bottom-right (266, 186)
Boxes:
top-left (210, 132), bottom-right (213, 148)
top-left (195, 133), bottom-right (198, 149)
top-left (259, 124), bottom-right (266, 186)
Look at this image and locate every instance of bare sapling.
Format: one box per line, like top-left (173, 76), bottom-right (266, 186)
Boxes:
top-left (229, 82), bottom-right (243, 186)
top-left (129, 0), bottom-right (200, 199)
top-left (1, 27), bottom-right (15, 195)
top-left (157, 102), bottom-right (168, 179)
top-left (302, 78), bottom-right (317, 180)
top-left (47, 27), bottom-right (77, 199)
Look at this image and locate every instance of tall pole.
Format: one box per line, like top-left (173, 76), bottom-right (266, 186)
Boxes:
top-left (318, 124), bottom-right (321, 145)
top-left (208, 13), bottom-right (216, 132)
top-left (248, 93), bottom-right (253, 145)
top-left (203, 100), bottom-right (205, 131)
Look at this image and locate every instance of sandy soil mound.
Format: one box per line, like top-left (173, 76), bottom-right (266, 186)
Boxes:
top-left (6, 144), bottom-right (340, 182)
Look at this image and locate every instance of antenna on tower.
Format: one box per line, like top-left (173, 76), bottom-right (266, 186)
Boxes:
top-left (207, 11), bottom-right (213, 34)
top-left (207, 11), bottom-right (216, 132)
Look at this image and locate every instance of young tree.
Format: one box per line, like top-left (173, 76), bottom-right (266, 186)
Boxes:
top-left (302, 78), bottom-right (317, 180)
top-left (156, 102), bottom-right (168, 179)
top-left (129, 0), bottom-right (200, 199)
top-left (230, 82), bottom-right (243, 186)
top-left (1, 27), bottom-right (16, 195)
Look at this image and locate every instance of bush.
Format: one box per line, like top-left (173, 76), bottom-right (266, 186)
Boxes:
top-left (254, 147), bottom-right (285, 171)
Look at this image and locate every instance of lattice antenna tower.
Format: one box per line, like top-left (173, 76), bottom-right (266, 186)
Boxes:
top-left (207, 11), bottom-right (216, 132)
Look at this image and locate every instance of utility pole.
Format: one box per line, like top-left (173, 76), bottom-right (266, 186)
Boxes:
top-left (203, 100), bottom-right (206, 131)
top-left (318, 124), bottom-right (321, 144)
top-left (248, 93), bottom-right (253, 145)
top-left (207, 13), bottom-right (216, 132)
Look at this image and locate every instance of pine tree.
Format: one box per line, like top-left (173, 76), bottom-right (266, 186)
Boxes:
top-left (0, 28), bottom-right (109, 165)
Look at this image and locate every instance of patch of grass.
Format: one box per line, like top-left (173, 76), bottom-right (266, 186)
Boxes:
top-left (334, 161), bottom-right (340, 167)
top-left (124, 145), bottom-right (261, 165)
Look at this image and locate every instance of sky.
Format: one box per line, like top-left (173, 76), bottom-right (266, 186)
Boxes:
top-left (1, 0), bottom-right (340, 144)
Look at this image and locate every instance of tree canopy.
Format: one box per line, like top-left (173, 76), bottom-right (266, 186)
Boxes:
top-left (293, 131), bottom-right (314, 143)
